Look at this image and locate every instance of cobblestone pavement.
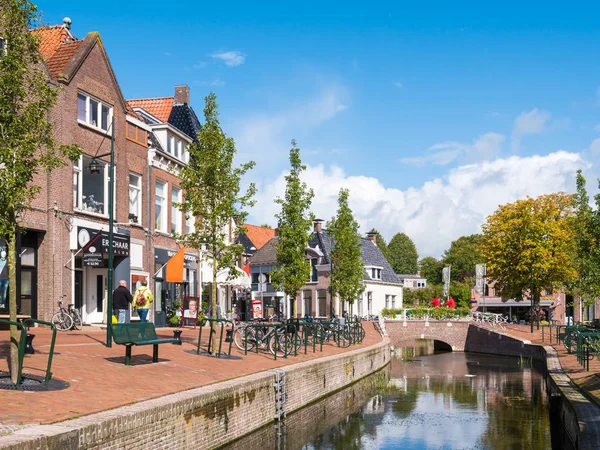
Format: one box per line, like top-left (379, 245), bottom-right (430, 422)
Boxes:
top-left (0, 322), bottom-right (382, 426)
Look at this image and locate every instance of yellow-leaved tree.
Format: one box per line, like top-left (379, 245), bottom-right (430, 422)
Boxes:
top-left (479, 193), bottom-right (577, 311)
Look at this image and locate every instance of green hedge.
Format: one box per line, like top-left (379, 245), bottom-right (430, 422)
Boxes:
top-left (381, 307), bottom-right (472, 320)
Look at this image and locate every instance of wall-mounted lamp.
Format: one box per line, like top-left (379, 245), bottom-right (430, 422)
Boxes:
top-left (88, 158), bottom-right (102, 175)
top-left (128, 213), bottom-right (138, 223)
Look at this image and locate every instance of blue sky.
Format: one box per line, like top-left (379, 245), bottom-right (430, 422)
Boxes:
top-left (37, 1), bottom-right (600, 257)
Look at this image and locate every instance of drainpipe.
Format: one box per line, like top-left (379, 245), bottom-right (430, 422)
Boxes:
top-left (146, 150), bottom-right (152, 313)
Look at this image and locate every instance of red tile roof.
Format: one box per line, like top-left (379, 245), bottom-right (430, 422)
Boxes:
top-left (31, 25), bottom-right (70, 60)
top-left (243, 224), bottom-right (276, 251)
top-left (127, 97), bottom-right (174, 122)
top-left (46, 41), bottom-right (81, 80)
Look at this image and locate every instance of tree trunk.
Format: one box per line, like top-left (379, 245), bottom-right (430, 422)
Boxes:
top-left (210, 257), bottom-right (217, 354)
top-left (8, 235), bottom-right (18, 383)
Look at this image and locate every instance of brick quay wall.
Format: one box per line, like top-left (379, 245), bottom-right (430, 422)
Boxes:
top-left (0, 338), bottom-right (390, 450)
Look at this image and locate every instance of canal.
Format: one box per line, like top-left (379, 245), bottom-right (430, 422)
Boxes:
top-left (226, 346), bottom-right (555, 450)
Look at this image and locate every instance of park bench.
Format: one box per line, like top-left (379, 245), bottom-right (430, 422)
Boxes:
top-left (110, 323), bottom-right (177, 366)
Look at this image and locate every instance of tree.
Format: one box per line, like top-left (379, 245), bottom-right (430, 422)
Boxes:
top-left (177, 93), bottom-right (255, 352)
top-left (418, 256), bottom-right (443, 285)
top-left (568, 170), bottom-right (600, 306)
top-left (271, 140), bottom-right (314, 317)
top-left (0, 0), bottom-right (81, 382)
top-left (387, 232), bottom-right (418, 274)
top-left (442, 234), bottom-right (483, 282)
top-left (367, 228), bottom-right (389, 260)
top-left (328, 189), bottom-right (365, 314)
top-left (479, 193), bottom-right (577, 309)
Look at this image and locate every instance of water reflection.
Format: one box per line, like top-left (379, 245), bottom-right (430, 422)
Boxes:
top-left (226, 352), bottom-right (552, 450)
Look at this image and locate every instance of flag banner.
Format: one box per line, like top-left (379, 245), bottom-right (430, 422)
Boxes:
top-left (166, 247), bottom-right (185, 283)
top-left (475, 263), bottom-right (486, 295)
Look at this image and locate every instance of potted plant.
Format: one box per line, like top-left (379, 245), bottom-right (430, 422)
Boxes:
top-left (166, 300), bottom-right (183, 327)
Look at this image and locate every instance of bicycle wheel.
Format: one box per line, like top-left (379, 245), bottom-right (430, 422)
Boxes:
top-left (52, 312), bottom-right (73, 331)
top-left (71, 310), bottom-right (82, 328)
top-left (234, 327), bottom-right (256, 351)
top-left (269, 333), bottom-right (292, 358)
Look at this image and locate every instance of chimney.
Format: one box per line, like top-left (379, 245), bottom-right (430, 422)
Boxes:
top-left (274, 227), bottom-right (279, 237)
top-left (174, 85), bottom-right (190, 105)
top-left (62, 17), bottom-right (72, 30)
top-left (366, 231), bottom-right (377, 244)
top-left (313, 219), bottom-right (323, 233)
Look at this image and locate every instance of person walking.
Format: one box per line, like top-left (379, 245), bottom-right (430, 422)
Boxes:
top-left (132, 279), bottom-right (153, 323)
top-left (113, 280), bottom-right (132, 323)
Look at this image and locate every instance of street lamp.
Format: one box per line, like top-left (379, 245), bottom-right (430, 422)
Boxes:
top-left (89, 117), bottom-right (115, 348)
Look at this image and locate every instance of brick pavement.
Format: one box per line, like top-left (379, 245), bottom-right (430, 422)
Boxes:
top-left (0, 322), bottom-right (381, 426)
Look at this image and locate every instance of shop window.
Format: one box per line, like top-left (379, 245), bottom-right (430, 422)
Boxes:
top-left (171, 187), bottom-right (182, 234)
top-left (73, 155), bottom-right (109, 215)
top-left (77, 91), bottom-right (112, 132)
top-left (129, 173), bottom-right (141, 223)
top-left (155, 180), bottom-right (167, 232)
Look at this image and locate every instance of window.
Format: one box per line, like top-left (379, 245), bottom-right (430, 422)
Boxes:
top-left (155, 181), bottom-right (167, 232)
top-left (77, 92), bottom-right (112, 132)
top-left (303, 290), bottom-right (312, 317)
top-left (317, 290), bottom-right (327, 317)
top-left (391, 295), bottom-right (396, 309)
top-left (126, 123), bottom-right (147, 146)
top-left (171, 187), bottom-right (181, 234)
top-left (73, 155), bottom-right (109, 215)
top-left (186, 210), bottom-right (195, 235)
top-left (165, 132), bottom-right (187, 161)
top-left (367, 291), bottom-right (373, 315)
top-left (385, 295), bottom-right (390, 309)
top-left (369, 267), bottom-right (382, 280)
top-left (309, 258), bottom-right (318, 282)
top-left (129, 173), bottom-right (141, 222)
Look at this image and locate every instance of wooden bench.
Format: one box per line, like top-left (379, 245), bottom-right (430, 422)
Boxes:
top-left (110, 323), bottom-right (178, 365)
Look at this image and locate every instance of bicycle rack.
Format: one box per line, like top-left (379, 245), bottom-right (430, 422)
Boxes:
top-left (243, 323), bottom-right (296, 361)
top-left (0, 319), bottom-right (27, 385)
top-left (196, 318), bottom-right (234, 358)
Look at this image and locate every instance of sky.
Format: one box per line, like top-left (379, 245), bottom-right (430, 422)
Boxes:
top-left (37, 1), bottom-right (600, 258)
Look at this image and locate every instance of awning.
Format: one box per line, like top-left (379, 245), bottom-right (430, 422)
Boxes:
top-left (200, 261), bottom-right (250, 289)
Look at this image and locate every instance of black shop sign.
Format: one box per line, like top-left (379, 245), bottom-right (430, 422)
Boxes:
top-left (78, 227), bottom-right (130, 267)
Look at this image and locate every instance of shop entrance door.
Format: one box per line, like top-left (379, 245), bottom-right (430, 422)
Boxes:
top-left (84, 268), bottom-right (105, 323)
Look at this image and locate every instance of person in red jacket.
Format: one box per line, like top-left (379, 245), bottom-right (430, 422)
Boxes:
top-left (446, 297), bottom-right (456, 308)
top-left (430, 296), bottom-right (440, 307)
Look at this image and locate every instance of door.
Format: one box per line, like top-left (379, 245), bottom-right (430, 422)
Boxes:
top-left (19, 268), bottom-right (36, 318)
top-left (84, 268), bottom-right (105, 323)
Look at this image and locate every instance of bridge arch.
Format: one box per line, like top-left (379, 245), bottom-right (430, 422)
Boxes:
top-left (385, 320), bottom-right (471, 352)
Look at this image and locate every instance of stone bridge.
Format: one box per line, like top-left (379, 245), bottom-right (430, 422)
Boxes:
top-left (385, 320), bottom-right (471, 351)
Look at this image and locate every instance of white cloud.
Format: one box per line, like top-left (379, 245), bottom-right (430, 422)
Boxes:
top-left (211, 50), bottom-right (246, 67)
top-left (250, 151), bottom-right (584, 258)
top-left (234, 86), bottom-right (348, 169)
top-left (511, 108), bottom-right (551, 152)
top-left (393, 81), bottom-right (403, 88)
top-left (400, 132), bottom-right (505, 167)
top-left (590, 138), bottom-right (600, 155)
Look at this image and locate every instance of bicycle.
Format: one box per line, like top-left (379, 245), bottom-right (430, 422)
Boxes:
top-left (51, 296), bottom-right (81, 331)
top-left (233, 320), bottom-right (293, 357)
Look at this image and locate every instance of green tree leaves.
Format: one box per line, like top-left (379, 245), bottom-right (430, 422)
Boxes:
top-left (270, 141), bottom-right (314, 315)
top-left (328, 189), bottom-right (365, 306)
top-left (387, 232), bottom-right (418, 274)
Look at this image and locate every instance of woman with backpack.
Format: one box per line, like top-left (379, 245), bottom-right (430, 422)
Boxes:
top-left (132, 279), bottom-right (154, 323)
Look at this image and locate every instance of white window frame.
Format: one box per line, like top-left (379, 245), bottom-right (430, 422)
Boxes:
top-left (171, 187), bottom-right (182, 234)
top-left (155, 180), bottom-right (167, 232)
top-left (77, 91), bottom-right (113, 132)
top-left (365, 266), bottom-right (383, 280)
top-left (385, 295), bottom-right (390, 309)
top-left (73, 155), bottom-right (110, 216)
top-left (186, 210), bottom-right (196, 235)
top-left (129, 173), bottom-right (142, 223)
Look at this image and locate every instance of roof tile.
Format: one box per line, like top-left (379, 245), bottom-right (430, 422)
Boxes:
top-left (127, 98), bottom-right (174, 122)
top-left (46, 41), bottom-right (81, 80)
top-left (31, 25), bottom-right (70, 61)
top-left (243, 224), bottom-right (276, 251)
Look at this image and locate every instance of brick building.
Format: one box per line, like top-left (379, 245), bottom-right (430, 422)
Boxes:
top-left (0, 19), bottom-right (209, 325)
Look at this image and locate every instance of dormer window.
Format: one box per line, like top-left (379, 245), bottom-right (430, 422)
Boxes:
top-left (366, 266), bottom-right (383, 280)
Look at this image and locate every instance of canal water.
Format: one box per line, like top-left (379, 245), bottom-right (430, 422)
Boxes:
top-left (226, 344), bottom-right (554, 450)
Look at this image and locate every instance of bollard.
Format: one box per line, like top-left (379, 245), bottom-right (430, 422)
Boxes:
top-left (172, 329), bottom-right (183, 345)
top-left (25, 333), bottom-right (35, 354)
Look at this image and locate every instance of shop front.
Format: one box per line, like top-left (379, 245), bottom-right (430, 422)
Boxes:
top-left (154, 248), bottom-right (198, 327)
top-left (75, 226), bottom-right (130, 324)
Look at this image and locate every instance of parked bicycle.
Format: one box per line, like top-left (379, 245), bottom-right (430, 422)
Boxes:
top-left (51, 296), bottom-right (81, 331)
top-left (233, 320), bottom-right (293, 357)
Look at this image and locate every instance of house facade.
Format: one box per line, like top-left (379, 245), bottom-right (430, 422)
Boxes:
top-left (249, 220), bottom-right (403, 319)
top-left (397, 273), bottom-right (428, 290)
